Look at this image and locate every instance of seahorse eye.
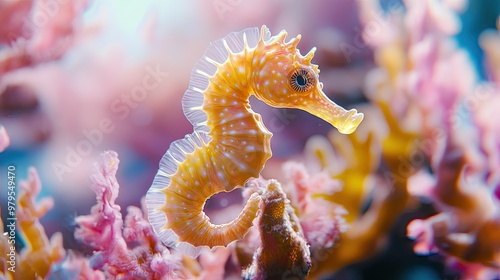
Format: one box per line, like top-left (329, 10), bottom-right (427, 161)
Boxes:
top-left (289, 68), bottom-right (315, 92)
top-left (296, 75), bottom-right (306, 86)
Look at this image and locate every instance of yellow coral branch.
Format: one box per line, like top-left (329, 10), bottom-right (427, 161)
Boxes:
top-left (311, 101), bottom-right (416, 278)
top-left (16, 168), bottom-right (65, 279)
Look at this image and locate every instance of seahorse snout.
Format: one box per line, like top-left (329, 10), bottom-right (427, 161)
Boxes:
top-left (338, 109), bottom-right (364, 134)
top-left (298, 90), bottom-right (364, 135)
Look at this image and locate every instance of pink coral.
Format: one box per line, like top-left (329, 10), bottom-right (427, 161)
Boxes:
top-left (196, 248), bottom-right (234, 280)
top-left (473, 85), bottom-right (500, 195)
top-left (0, 0), bottom-right (88, 75)
top-left (300, 199), bottom-right (347, 250)
top-left (282, 161), bottom-right (348, 250)
top-left (406, 132), bottom-right (500, 277)
top-left (404, 0), bottom-right (463, 42)
top-left (283, 161), bottom-right (343, 208)
top-left (407, 216), bottom-right (444, 255)
top-left (74, 151), bottom-right (184, 279)
top-left (397, 1), bottom-right (476, 148)
top-left (47, 251), bottom-right (105, 280)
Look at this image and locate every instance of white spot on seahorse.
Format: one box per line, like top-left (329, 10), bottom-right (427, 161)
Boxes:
top-left (246, 145), bottom-right (255, 151)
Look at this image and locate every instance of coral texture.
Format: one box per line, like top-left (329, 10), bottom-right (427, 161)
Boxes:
top-left (243, 179), bottom-right (311, 280)
top-left (74, 151), bottom-right (185, 279)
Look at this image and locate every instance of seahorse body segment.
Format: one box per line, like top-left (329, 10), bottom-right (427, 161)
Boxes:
top-left (146, 26), bottom-right (363, 257)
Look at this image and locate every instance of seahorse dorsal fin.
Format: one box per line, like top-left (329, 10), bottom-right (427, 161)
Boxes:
top-left (181, 26), bottom-right (271, 134)
top-left (146, 130), bottom-right (211, 257)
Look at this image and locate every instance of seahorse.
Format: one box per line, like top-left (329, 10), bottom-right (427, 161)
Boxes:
top-left (146, 26), bottom-right (363, 257)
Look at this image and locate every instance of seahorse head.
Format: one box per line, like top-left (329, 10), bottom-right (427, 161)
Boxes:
top-left (250, 26), bottom-right (363, 134)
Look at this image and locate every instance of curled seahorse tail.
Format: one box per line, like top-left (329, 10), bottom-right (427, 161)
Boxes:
top-left (146, 129), bottom-right (263, 257)
top-left (168, 192), bottom-right (261, 248)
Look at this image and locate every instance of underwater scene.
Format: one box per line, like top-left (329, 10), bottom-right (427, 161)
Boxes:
top-left (1, 0), bottom-right (500, 279)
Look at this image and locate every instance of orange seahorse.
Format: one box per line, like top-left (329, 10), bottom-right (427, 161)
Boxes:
top-left (146, 26), bottom-right (363, 257)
